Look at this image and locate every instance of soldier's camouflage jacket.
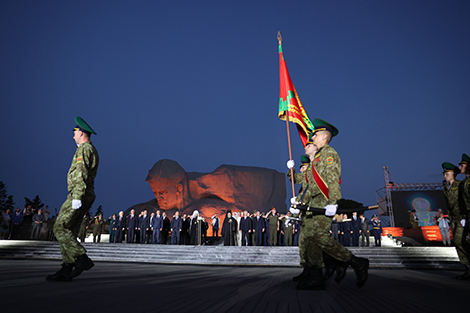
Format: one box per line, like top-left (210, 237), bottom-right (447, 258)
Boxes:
top-left (67, 141), bottom-right (99, 200)
top-left (294, 144), bottom-right (341, 208)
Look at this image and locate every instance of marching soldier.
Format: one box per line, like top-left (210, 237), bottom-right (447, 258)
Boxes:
top-left (454, 155), bottom-right (470, 280)
top-left (47, 117), bottom-right (98, 282)
top-left (288, 118), bottom-right (369, 290)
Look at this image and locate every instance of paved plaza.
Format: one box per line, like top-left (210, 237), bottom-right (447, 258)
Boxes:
top-left (1, 258), bottom-right (469, 313)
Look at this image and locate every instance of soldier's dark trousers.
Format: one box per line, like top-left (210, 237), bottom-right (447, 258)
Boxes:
top-left (453, 222), bottom-right (470, 265)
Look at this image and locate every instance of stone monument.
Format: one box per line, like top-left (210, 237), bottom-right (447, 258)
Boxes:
top-left (127, 159), bottom-right (286, 220)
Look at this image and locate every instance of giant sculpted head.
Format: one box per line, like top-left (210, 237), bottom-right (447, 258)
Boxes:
top-left (145, 159), bottom-right (190, 211)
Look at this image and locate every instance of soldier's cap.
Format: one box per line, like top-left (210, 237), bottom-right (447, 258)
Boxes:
top-left (308, 118), bottom-right (339, 139)
top-left (459, 153), bottom-right (470, 165)
top-left (300, 155), bottom-right (310, 166)
top-left (442, 162), bottom-right (459, 174)
top-left (74, 116), bottom-right (97, 135)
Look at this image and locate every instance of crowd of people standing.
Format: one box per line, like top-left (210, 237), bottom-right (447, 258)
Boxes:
top-left (0, 205), bottom-right (56, 240)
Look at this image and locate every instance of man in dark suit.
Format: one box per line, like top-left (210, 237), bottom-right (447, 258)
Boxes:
top-left (127, 209), bottom-right (138, 243)
top-left (181, 214), bottom-right (190, 245)
top-left (114, 211), bottom-right (126, 243)
top-left (149, 212), bottom-right (155, 243)
top-left (152, 210), bottom-right (163, 244)
top-left (359, 213), bottom-right (370, 247)
top-left (350, 212), bottom-right (361, 247)
top-left (161, 212), bottom-right (171, 244)
top-left (170, 211), bottom-right (182, 245)
top-left (240, 210), bottom-right (253, 246)
top-left (139, 210), bottom-right (150, 244)
top-left (252, 210), bottom-right (265, 246)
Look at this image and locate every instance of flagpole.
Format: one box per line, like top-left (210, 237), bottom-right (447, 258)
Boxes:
top-left (278, 31), bottom-right (296, 200)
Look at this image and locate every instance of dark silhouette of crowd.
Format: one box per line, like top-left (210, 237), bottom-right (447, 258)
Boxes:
top-left (0, 205), bottom-right (56, 241)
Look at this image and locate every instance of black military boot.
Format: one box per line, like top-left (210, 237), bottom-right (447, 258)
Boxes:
top-left (349, 256), bottom-right (369, 288)
top-left (71, 254), bottom-right (94, 278)
top-left (292, 266), bottom-right (310, 282)
top-left (334, 261), bottom-right (348, 284)
top-left (456, 265), bottom-right (470, 280)
top-left (46, 263), bottom-right (73, 282)
top-left (323, 255), bottom-right (337, 281)
top-left (296, 267), bottom-right (326, 290)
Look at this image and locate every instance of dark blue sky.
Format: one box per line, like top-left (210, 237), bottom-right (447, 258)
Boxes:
top-left (1, 1), bottom-right (469, 217)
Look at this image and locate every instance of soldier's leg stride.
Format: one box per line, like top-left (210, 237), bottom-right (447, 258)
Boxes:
top-left (45, 263), bottom-right (73, 282)
top-left (296, 267), bottom-right (325, 290)
top-left (322, 253), bottom-right (338, 281)
top-left (71, 254), bottom-right (94, 278)
top-left (456, 265), bottom-right (470, 280)
top-left (348, 255), bottom-right (369, 288)
top-left (333, 260), bottom-right (348, 283)
top-left (292, 266), bottom-right (310, 282)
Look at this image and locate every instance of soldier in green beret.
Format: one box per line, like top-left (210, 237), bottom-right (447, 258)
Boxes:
top-left (288, 118), bottom-right (369, 290)
top-left (456, 154), bottom-right (470, 280)
top-left (46, 117), bottom-right (99, 282)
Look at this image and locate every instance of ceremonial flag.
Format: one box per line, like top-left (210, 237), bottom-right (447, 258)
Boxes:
top-left (278, 42), bottom-right (314, 146)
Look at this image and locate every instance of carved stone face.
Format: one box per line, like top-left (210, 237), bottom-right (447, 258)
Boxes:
top-left (149, 179), bottom-right (183, 210)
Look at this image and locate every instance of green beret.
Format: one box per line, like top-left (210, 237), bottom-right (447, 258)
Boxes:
top-left (300, 155), bottom-right (310, 166)
top-left (442, 162), bottom-right (459, 174)
top-left (74, 116), bottom-right (97, 135)
top-left (309, 118), bottom-right (339, 139)
top-left (459, 153), bottom-right (470, 165)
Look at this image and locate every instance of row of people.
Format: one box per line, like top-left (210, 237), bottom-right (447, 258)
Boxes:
top-left (106, 209), bottom-right (209, 245)
top-left (330, 213), bottom-right (382, 247)
top-left (215, 209), bottom-right (301, 246)
top-left (102, 208), bottom-right (305, 246)
top-left (0, 207), bottom-right (56, 241)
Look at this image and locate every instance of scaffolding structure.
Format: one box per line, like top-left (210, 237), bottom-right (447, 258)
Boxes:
top-left (375, 167), bottom-right (444, 227)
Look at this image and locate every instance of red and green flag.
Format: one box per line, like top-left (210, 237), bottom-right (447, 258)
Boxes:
top-left (278, 43), bottom-right (314, 147)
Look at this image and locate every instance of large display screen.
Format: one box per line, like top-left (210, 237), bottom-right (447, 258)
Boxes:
top-left (391, 190), bottom-right (447, 228)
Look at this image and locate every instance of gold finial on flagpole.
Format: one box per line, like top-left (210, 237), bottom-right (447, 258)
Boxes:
top-left (277, 31), bottom-right (282, 45)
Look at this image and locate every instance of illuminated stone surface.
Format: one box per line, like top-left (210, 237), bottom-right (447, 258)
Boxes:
top-left (127, 159), bottom-right (287, 221)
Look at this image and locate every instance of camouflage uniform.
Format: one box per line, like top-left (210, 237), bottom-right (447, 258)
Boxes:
top-left (54, 141), bottom-right (99, 264)
top-left (296, 145), bottom-right (352, 268)
top-left (287, 169), bottom-right (308, 265)
top-left (454, 177), bottom-right (470, 266)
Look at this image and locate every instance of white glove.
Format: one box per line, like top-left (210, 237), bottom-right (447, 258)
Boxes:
top-left (290, 197), bottom-right (299, 205)
top-left (287, 160), bottom-right (295, 169)
top-left (325, 204), bottom-right (337, 216)
top-left (72, 199), bottom-right (82, 210)
top-left (461, 219), bottom-right (466, 227)
top-left (289, 207), bottom-right (300, 214)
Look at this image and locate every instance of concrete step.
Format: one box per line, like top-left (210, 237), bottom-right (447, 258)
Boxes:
top-left (0, 240), bottom-right (461, 269)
